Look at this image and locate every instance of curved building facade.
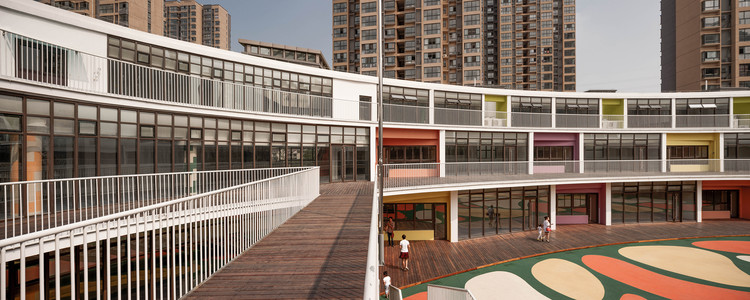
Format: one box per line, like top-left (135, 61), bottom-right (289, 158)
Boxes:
top-left (1, 0), bottom-right (750, 298)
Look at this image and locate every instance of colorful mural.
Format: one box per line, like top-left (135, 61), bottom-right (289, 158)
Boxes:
top-left (398, 237), bottom-right (750, 300)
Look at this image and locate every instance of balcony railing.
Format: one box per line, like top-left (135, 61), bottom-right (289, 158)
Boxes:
top-left (484, 111), bottom-right (508, 127)
top-left (511, 112), bottom-right (552, 128)
top-left (383, 102), bottom-right (429, 124)
top-left (0, 167), bottom-right (320, 300)
top-left (628, 115), bottom-right (672, 128)
top-left (675, 114), bottom-right (731, 128)
top-left (0, 167), bottom-right (311, 239)
top-left (0, 31), bottom-right (372, 121)
top-left (434, 107), bottom-right (482, 126)
top-left (601, 115), bottom-right (625, 128)
top-left (734, 114), bottom-right (750, 128)
top-left (382, 160), bottom-right (750, 190)
top-left (556, 113), bottom-right (599, 128)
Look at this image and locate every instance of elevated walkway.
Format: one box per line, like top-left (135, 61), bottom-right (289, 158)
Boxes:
top-left (187, 181), bottom-right (374, 299)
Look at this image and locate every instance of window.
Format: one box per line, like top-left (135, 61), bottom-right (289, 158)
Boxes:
top-left (535, 146), bottom-right (574, 161)
top-left (464, 1), bottom-right (480, 12)
top-left (362, 1), bottom-right (376, 13)
top-left (333, 28), bottom-right (346, 38)
top-left (16, 37), bottom-right (68, 85)
top-left (362, 15), bottom-right (376, 27)
top-left (333, 15), bottom-right (346, 26)
top-left (424, 37), bottom-right (440, 49)
top-left (384, 146), bottom-right (437, 163)
top-left (668, 146), bottom-right (709, 159)
top-left (741, 29), bottom-right (750, 42)
top-left (424, 9), bottom-right (440, 20)
top-left (741, 11), bottom-right (750, 24)
top-left (702, 34), bottom-right (719, 45)
top-left (464, 70), bottom-right (480, 81)
top-left (362, 29), bottom-right (376, 41)
top-left (464, 14), bottom-right (480, 26)
top-left (702, 51), bottom-right (719, 62)
top-left (424, 66), bottom-right (440, 78)
top-left (703, 0), bottom-right (719, 10)
top-left (702, 17), bottom-right (719, 28)
top-left (424, 23), bottom-right (440, 35)
top-left (557, 194), bottom-right (592, 216)
top-left (333, 40), bottom-right (347, 51)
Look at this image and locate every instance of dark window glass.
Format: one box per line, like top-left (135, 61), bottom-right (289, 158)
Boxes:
top-left (77, 137), bottom-right (97, 177)
top-left (53, 136), bottom-right (74, 178)
top-left (139, 140), bottom-right (155, 174)
top-left (100, 138), bottom-right (118, 176)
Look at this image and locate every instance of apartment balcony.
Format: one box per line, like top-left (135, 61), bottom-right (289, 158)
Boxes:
top-left (556, 113), bottom-right (599, 128)
top-left (383, 102), bottom-right (429, 124)
top-left (627, 115), bottom-right (672, 128)
top-left (675, 114), bottom-right (731, 128)
top-left (511, 112), bottom-right (553, 128)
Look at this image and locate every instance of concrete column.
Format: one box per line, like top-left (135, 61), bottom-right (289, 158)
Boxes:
top-left (439, 130), bottom-right (446, 177)
top-left (697, 181), bottom-right (703, 223)
top-left (661, 133), bottom-right (668, 173)
top-left (719, 133), bottom-right (725, 172)
top-left (506, 96), bottom-right (512, 127)
top-left (528, 132), bottom-right (535, 175)
top-left (550, 185), bottom-right (557, 230)
top-left (598, 98), bottom-right (603, 129)
top-left (671, 98), bottom-right (677, 129)
top-left (605, 182), bottom-right (612, 226)
top-left (578, 132), bottom-right (585, 173)
top-left (730, 97), bottom-right (735, 128)
top-left (623, 98), bottom-right (629, 128)
top-left (450, 190), bottom-right (459, 242)
top-left (428, 89), bottom-right (435, 125)
top-left (551, 97), bottom-right (556, 128)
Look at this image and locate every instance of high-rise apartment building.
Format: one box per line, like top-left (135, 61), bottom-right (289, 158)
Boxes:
top-left (662, 0), bottom-right (750, 91)
top-left (37, 0), bottom-right (164, 35)
top-left (202, 4), bottom-right (230, 50)
top-left (164, 0), bottom-right (203, 43)
top-left (332, 0), bottom-right (576, 91)
top-left (164, 0), bottom-right (230, 50)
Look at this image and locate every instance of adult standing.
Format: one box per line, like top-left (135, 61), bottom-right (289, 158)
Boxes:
top-left (543, 216), bottom-right (552, 242)
top-left (399, 234), bottom-right (410, 271)
top-left (386, 217), bottom-right (396, 247)
top-left (487, 205), bottom-right (495, 227)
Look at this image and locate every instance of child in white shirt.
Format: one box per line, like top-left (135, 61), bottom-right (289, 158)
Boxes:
top-left (537, 224), bottom-right (543, 241)
top-left (383, 271), bottom-right (391, 297)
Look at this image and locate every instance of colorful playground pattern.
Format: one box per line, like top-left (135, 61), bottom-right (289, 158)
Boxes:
top-left (400, 237), bottom-right (750, 300)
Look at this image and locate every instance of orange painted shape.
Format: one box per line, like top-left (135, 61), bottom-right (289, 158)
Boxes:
top-left (692, 241), bottom-right (750, 255)
top-left (582, 255), bottom-right (750, 300)
top-left (620, 294), bottom-right (647, 300)
top-left (404, 291), bottom-right (428, 300)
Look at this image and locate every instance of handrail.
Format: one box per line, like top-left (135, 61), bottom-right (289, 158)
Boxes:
top-left (0, 167), bottom-right (320, 300)
top-left (0, 167), bottom-right (310, 239)
top-left (363, 175), bottom-right (380, 299)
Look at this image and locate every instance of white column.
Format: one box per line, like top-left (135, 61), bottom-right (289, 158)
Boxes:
top-left (605, 182), bottom-right (612, 226)
top-left (669, 98), bottom-right (677, 128)
top-left (370, 125), bottom-right (378, 181)
top-left (551, 97), bottom-right (556, 128)
top-left (697, 181), bottom-right (703, 223)
top-left (481, 94), bottom-right (486, 127)
top-left (550, 185), bottom-right (557, 230)
top-left (428, 89), bottom-right (435, 124)
top-left (506, 96), bottom-right (512, 127)
top-left (439, 130), bottom-right (446, 177)
top-left (719, 133), bottom-right (725, 172)
top-left (623, 98), bottom-right (629, 128)
top-left (661, 133), bottom-right (668, 173)
top-left (528, 132), bottom-right (535, 175)
top-left (730, 97), bottom-right (735, 128)
top-left (578, 132), bottom-right (584, 173)
top-left (450, 190), bottom-right (459, 242)
top-left (598, 98), bottom-right (603, 129)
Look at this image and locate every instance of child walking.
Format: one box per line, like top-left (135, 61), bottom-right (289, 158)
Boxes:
top-left (537, 224), bottom-right (543, 241)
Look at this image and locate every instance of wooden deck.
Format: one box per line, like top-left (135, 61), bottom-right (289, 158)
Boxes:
top-left (382, 220), bottom-right (750, 291)
top-left (186, 181), bottom-right (374, 299)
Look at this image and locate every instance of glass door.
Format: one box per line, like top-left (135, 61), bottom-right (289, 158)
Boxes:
top-left (588, 194), bottom-right (598, 224)
top-left (330, 144), bottom-right (356, 182)
top-left (667, 192), bottom-right (681, 222)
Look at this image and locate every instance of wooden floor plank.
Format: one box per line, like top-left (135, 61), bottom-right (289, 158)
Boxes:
top-left (186, 181), bottom-right (373, 299)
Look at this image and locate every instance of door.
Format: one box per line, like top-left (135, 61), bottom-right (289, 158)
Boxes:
top-left (331, 144), bottom-right (356, 182)
top-left (667, 192), bottom-right (681, 222)
top-left (588, 194), bottom-right (599, 224)
top-left (730, 190), bottom-right (740, 218)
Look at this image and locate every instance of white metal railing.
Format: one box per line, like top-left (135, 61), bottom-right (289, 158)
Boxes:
top-left (0, 167), bottom-right (308, 239)
top-left (388, 285), bottom-right (404, 300)
top-left (0, 167), bottom-right (319, 300)
top-left (734, 114), bottom-right (750, 128)
top-left (364, 177), bottom-right (380, 300)
top-left (0, 30), bottom-right (373, 121)
top-left (675, 114), bottom-right (731, 128)
top-left (427, 284), bottom-right (476, 300)
top-left (434, 107), bottom-right (483, 126)
top-left (627, 115), bottom-right (672, 128)
top-left (383, 102), bottom-right (429, 124)
top-left (602, 115), bottom-right (625, 128)
top-left (383, 159), bottom-right (750, 190)
top-left (511, 112), bottom-right (552, 128)
top-left (556, 113), bottom-right (599, 128)
top-left (483, 111), bottom-right (508, 127)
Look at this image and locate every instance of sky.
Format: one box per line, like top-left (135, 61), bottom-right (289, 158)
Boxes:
top-left (211, 0), bottom-right (661, 92)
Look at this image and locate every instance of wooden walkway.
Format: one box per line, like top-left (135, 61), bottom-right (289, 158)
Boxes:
top-left (382, 220), bottom-right (750, 291)
top-left (186, 181), bottom-right (374, 299)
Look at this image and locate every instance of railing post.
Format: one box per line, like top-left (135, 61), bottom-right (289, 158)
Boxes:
top-left (528, 132), bottom-right (534, 175)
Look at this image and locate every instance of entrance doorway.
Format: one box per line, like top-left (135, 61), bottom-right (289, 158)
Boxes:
top-left (556, 193), bottom-right (598, 224)
top-left (667, 192), bottom-right (682, 222)
top-left (331, 144), bottom-right (355, 182)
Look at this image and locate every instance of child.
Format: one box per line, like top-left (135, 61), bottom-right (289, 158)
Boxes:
top-left (383, 271), bottom-right (391, 297)
top-left (537, 224), bottom-right (543, 241)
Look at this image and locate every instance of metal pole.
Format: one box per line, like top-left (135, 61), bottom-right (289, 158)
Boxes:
top-left (377, 0), bottom-right (385, 267)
